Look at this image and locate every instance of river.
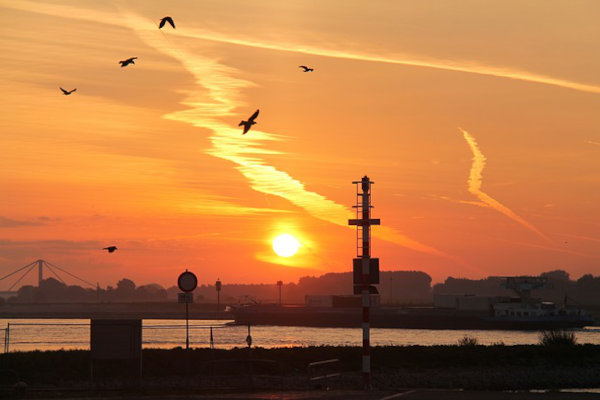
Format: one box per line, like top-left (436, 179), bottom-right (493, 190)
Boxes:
top-left (1, 319), bottom-right (599, 352)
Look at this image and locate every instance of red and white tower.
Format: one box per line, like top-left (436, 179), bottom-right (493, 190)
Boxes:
top-left (348, 175), bottom-right (380, 389)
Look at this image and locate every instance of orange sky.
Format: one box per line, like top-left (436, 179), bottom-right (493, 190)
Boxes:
top-left (1, 0), bottom-right (599, 289)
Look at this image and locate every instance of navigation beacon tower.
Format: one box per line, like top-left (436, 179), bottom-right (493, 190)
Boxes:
top-left (348, 175), bottom-right (380, 389)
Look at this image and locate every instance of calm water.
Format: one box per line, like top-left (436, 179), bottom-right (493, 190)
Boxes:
top-left (1, 319), bottom-right (599, 352)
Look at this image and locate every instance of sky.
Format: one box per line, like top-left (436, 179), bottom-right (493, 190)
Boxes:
top-left (1, 0), bottom-right (599, 290)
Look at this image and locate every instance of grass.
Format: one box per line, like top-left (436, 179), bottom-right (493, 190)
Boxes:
top-left (1, 344), bottom-right (600, 390)
top-left (539, 330), bottom-right (577, 347)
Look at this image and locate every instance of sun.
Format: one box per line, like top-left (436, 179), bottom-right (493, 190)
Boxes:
top-left (272, 234), bottom-right (301, 257)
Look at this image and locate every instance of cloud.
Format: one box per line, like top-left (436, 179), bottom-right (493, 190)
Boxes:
top-left (499, 238), bottom-right (600, 259)
top-left (586, 140), bottom-right (600, 146)
top-left (0, 239), bottom-right (102, 249)
top-left (0, 216), bottom-right (44, 227)
top-left (460, 129), bottom-right (550, 242)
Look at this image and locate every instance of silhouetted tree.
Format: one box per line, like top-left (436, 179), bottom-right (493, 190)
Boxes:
top-left (541, 270), bottom-right (570, 281)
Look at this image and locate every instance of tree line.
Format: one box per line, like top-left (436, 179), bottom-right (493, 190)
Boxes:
top-left (2, 268), bottom-right (599, 306)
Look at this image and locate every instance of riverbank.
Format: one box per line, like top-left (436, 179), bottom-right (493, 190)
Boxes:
top-left (1, 345), bottom-right (599, 393)
top-left (0, 302), bottom-right (231, 320)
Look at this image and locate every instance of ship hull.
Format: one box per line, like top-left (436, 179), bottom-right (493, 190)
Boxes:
top-left (232, 306), bottom-right (593, 330)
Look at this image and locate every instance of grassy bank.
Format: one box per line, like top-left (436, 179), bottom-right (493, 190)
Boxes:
top-left (1, 345), bottom-right (599, 391)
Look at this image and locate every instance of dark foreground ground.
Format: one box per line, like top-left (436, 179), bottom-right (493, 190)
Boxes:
top-left (1, 345), bottom-right (599, 398)
top-left (3, 389), bottom-right (600, 400)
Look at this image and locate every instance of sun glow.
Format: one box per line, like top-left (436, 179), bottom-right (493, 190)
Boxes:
top-left (272, 234), bottom-right (301, 257)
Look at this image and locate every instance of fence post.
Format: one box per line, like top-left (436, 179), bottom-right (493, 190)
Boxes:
top-left (4, 323), bottom-right (9, 353)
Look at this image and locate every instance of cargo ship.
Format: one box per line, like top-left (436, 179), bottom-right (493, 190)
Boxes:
top-left (230, 277), bottom-right (595, 330)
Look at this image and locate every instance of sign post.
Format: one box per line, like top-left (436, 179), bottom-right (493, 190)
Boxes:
top-left (178, 269), bottom-right (197, 386)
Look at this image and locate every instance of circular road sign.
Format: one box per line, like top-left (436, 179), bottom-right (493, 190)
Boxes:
top-left (178, 270), bottom-right (198, 293)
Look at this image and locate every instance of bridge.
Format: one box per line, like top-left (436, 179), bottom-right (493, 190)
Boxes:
top-left (0, 259), bottom-right (96, 298)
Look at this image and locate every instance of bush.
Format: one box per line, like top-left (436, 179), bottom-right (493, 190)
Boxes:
top-left (458, 335), bottom-right (479, 346)
top-left (539, 330), bottom-right (577, 347)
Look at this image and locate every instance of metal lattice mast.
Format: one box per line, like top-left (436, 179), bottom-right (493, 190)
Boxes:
top-left (348, 175), bottom-right (380, 389)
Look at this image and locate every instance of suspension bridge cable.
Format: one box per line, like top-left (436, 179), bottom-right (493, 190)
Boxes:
top-left (8, 263), bottom-right (37, 291)
top-left (43, 263), bottom-right (66, 285)
top-left (0, 260), bottom-right (38, 282)
top-left (43, 261), bottom-right (96, 289)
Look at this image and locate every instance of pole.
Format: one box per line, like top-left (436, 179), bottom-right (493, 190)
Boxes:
top-left (38, 259), bottom-right (43, 286)
top-left (246, 324), bottom-right (253, 387)
top-left (215, 279), bottom-right (222, 317)
top-left (5, 323), bottom-right (9, 354)
top-left (186, 301), bottom-right (190, 387)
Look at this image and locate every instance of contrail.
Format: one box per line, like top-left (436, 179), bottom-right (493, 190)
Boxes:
top-left (5, 1), bottom-right (600, 95)
top-left (167, 28), bottom-right (600, 95)
top-left (460, 129), bottom-right (550, 242)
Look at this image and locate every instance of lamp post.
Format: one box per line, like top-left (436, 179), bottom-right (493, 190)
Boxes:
top-left (277, 280), bottom-right (283, 306)
top-left (215, 278), bottom-right (222, 315)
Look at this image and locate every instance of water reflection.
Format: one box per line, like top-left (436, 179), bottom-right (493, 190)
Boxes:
top-left (2, 319), bottom-right (599, 352)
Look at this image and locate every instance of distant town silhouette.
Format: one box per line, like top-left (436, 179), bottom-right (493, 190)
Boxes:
top-left (3, 269), bottom-right (599, 309)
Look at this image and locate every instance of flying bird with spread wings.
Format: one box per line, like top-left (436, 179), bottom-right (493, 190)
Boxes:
top-left (60, 87), bottom-right (77, 95)
top-left (159, 16), bottom-right (175, 29)
top-left (119, 57), bottom-right (137, 67)
top-left (299, 65), bottom-right (314, 72)
top-left (103, 246), bottom-right (118, 253)
top-left (239, 109), bottom-right (260, 134)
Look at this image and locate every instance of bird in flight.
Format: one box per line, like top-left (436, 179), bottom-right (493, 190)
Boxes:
top-left (60, 87), bottom-right (77, 95)
top-left (119, 57), bottom-right (137, 67)
top-left (103, 246), bottom-right (118, 253)
top-left (239, 109), bottom-right (260, 134)
top-left (159, 16), bottom-right (175, 29)
top-left (299, 65), bottom-right (314, 72)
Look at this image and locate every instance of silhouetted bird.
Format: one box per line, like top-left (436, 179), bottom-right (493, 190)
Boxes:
top-left (299, 65), bottom-right (314, 72)
top-left (60, 87), bottom-right (77, 95)
top-left (159, 16), bottom-right (175, 29)
top-left (239, 109), bottom-right (260, 134)
top-left (103, 246), bottom-right (118, 253)
top-left (119, 57), bottom-right (137, 67)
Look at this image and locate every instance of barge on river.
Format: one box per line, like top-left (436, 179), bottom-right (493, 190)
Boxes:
top-left (230, 276), bottom-right (594, 330)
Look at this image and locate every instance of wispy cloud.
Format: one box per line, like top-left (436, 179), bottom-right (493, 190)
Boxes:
top-left (460, 129), bottom-right (550, 242)
top-left (499, 238), bottom-right (600, 259)
top-left (586, 140), bottom-right (600, 146)
top-left (0, 216), bottom-right (44, 228)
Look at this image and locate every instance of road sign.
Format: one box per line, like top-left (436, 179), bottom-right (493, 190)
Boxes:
top-left (352, 258), bottom-right (380, 284)
top-left (178, 292), bottom-right (194, 304)
top-left (178, 270), bottom-right (198, 293)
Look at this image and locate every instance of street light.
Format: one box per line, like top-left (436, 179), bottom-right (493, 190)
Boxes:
top-left (215, 278), bottom-right (222, 314)
top-left (277, 280), bottom-right (283, 306)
